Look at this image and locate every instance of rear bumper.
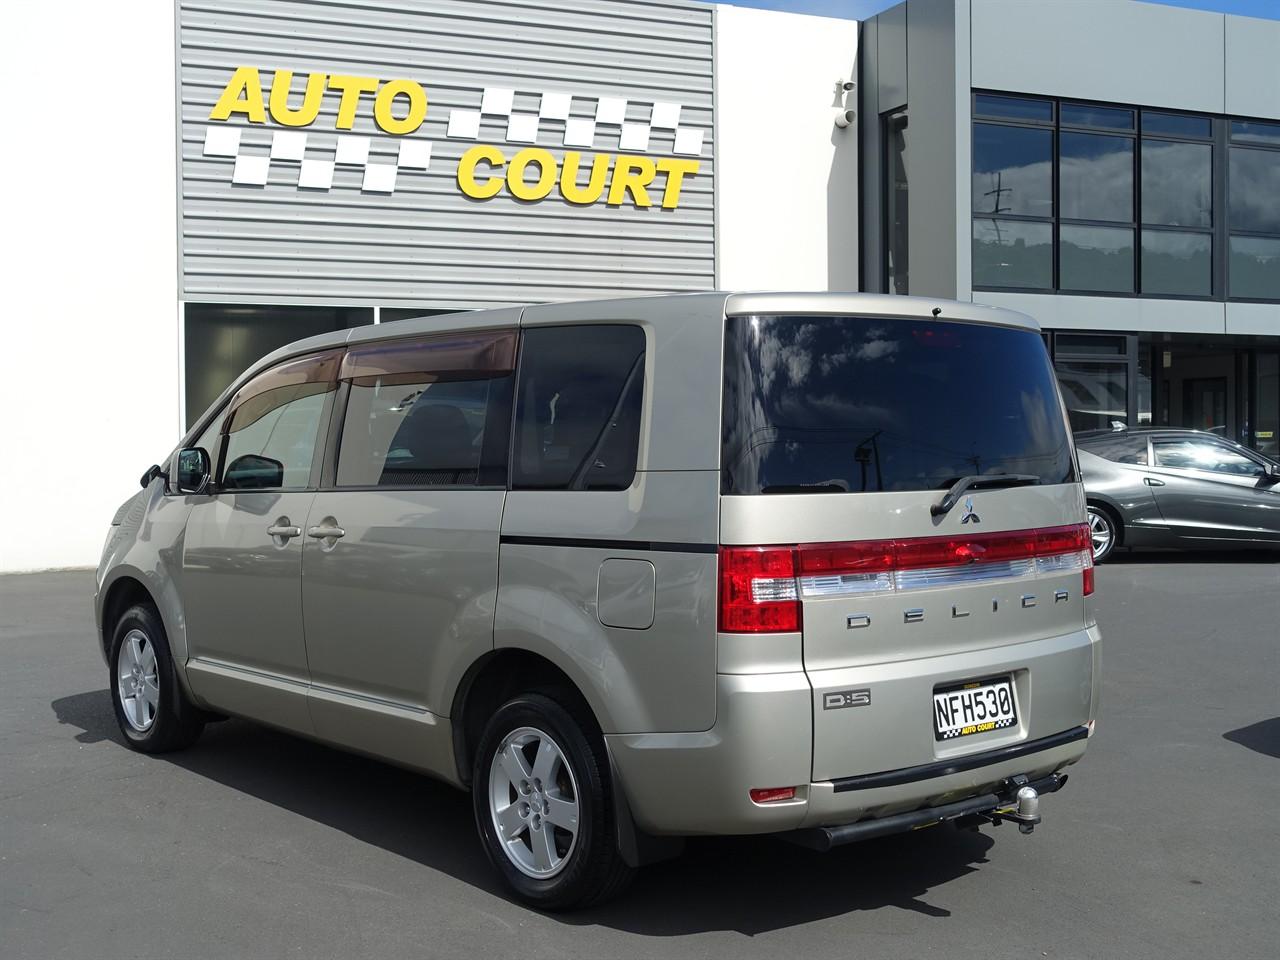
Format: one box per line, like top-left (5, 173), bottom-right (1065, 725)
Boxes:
top-left (606, 625), bottom-right (1099, 836)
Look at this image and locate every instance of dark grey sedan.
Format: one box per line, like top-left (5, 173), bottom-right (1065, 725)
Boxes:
top-left (1077, 428), bottom-right (1280, 562)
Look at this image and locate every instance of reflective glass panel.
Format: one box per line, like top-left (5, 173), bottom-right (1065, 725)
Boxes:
top-left (974, 94), bottom-right (1052, 123)
top-left (1060, 225), bottom-right (1134, 293)
top-left (1142, 231), bottom-right (1212, 297)
top-left (1060, 133), bottom-right (1133, 222)
top-left (1142, 140), bottom-right (1212, 227)
top-left (973, 123), bottom-right (1053, 217)
top-left (1229, 147), bottom-right (1280, 234)
top-left (1061, 103), bottom-right (1133, 130)
top-left (972, 219), bottom-right (1052, 289)
top-left (1231, 120), bottom-right (1280, 145)
top-left (1055, 362), bottom-right (1128, 432)
top-left (1230, 236), bottom-right (1280, 299)
top-left (1143, 112), bottom-right (1212, 139)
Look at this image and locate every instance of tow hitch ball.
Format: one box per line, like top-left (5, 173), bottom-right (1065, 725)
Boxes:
top-left (990, 774), bottom-right (1043, 835)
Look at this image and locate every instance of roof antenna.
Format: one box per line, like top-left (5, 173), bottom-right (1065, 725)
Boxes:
top-left (931, 307), bottom-right (942, 317)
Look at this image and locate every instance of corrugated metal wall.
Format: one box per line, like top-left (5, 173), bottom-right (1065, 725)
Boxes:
top-left (178, 0), bottom-right (715, 307)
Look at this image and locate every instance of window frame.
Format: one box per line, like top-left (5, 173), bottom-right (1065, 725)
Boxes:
top-left (971, 91), bottom-right (1280, 304)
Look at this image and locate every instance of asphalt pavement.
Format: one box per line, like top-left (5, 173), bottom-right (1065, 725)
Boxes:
top-left (1, 553), bottom-right (1277, 959)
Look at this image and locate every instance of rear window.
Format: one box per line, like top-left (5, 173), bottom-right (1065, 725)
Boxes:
top-left (721, 314), bottom-right (1075, 495)
top-left (1077, 432), bottom-right (1148, 465)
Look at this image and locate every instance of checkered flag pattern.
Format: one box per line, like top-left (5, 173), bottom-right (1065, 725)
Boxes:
top-left (202, 126), bottom-right (432, 193)
top-left (446, 88), bottom-right (704, 157)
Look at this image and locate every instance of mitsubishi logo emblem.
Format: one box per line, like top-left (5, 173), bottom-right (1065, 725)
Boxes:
top-left (960, 497), bottom-right (980, 524)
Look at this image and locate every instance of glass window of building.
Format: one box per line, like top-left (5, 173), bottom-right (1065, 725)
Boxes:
top-left (1059, 132), bottom-right (1133, 223)
top-left (883, 108), bottom-right (909, 295)
top-left (1228, 120), bottom-right (1280, 300)
top-left (972, 219), bottom-right (1052, 289)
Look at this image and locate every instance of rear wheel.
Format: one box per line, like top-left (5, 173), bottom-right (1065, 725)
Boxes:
top-left (109, 603), bottom-right (205, 753)
top-left (1087, 505), bottom-right (1118, 563)
top-left (472, 692), bottom-right (633, 910)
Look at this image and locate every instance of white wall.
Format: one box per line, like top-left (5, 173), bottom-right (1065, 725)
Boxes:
top-left (0, 3), bottom-right (179, 572)
top-left (714, 5), bottom-right (859, 291)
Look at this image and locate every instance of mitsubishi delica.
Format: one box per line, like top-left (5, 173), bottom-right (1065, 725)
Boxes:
top-left (95, 292), bottom-right (1100, 909)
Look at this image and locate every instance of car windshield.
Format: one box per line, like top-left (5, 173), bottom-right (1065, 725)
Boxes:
top-left (721, 314), bottom-right (1076, 494)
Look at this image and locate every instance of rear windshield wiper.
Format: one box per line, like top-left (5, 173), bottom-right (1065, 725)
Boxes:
top-left (930, 474), bottom-right (1041, 517)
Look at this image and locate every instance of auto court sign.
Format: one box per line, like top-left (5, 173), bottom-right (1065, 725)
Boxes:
top-left (203, 66), bottom-right (704, 209)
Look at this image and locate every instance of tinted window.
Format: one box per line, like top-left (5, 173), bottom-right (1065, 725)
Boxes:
top-left (1143, 112), bottom-right (1211, 139)
top-left (512, 325), bottom-right (645, 490)
top-left (1144, 231), bottom-right (1212, 297)
top-left (1060, 225), bottom-right (1133, 293)
top-left (221, 352), bottom-right (339, 490)
top-left (1061, 104), bottom-right (1133, 130)
top-left (1078, 434), bottom-right (1148, 465)
top-left (1231, 120), bottom-right (1280, 146)
top-left (1229, 236), bottom-right (1280, 300)
top-left (974, 94), bottom-right (1052, 123)
top-left (1059, 133), bottom-right (1132, 222)
top-left (721, 315), bottom-right (1075, 495)
top-left (973, 124), bottom-right (1053, 217)
top-left (1056, 361), bottom-right (1128, 432)
top-left (1153, 439), bottom-right (1262, 476)
top-left (335, 333), bottom-right (515, 488)
top-left (1142, 140), bottom-right (1211, 227)
top-left (1229, 147), bottom-right (1280, 234)
top-left (338, 378), bottom-right (507, 487)
top-left (972, 219), bottom-right (1052, 289)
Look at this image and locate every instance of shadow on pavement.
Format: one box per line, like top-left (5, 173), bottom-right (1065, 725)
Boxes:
top-left (1105, 548), bottom-right (1280, 565)
top-left (52, 687), bottom-right (993, 934)
top-left (1223, 718), bottom-right (1280, 760)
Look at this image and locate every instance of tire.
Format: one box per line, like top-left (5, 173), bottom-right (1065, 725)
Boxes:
top-left (109, 603), bottom-right (205, 753)
top-left (1087, 504), bottom-right (1119, 563)
top-left (472, 692), bottom-right (634, 910)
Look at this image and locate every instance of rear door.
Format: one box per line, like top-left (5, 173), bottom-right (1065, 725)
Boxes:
top-left (300, 331), bottom-right (516, 768)
top-left (720, 313), bottom-right (1092, 780)
top-left (1146, 435), bottom-right (1280, 543)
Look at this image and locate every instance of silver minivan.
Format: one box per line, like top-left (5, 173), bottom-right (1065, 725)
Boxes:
top-left (96, 293), bottom-right (1100, 909)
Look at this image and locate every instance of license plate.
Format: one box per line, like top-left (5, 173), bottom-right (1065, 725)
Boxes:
top-left (933, 676), bottom-right (1017, 741)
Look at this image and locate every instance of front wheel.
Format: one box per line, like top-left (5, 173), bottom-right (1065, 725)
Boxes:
top-left (472, 692), bottom-right (633, 910)
top-left (1087, 505), bottom-right (1118, 563)
top-left (109, 603), bottom-right (205, 753)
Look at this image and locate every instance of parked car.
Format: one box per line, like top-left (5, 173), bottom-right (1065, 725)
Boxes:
top-left (96, 293), bottom-right (1100, 909)
top-left (1077, 428), bottom-right (1280, 562)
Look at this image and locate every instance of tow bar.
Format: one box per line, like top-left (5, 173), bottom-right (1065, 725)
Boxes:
top-left (782, 772), bottom-right (1068, 851)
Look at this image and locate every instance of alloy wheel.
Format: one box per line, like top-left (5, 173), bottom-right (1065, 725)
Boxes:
top-left (117, 629), bottom-right (159, 732)
top-left (488, 726), bottom-right (581, 879)
top-left (1088, 508), bottom-right (1114, 561)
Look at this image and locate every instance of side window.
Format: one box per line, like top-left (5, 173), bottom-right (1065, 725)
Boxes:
top-left (336, 331), bottom-right (516, 488)
top-left (513, 325), bottom-right (645, 491)
top-left (1152, 439), bottom-right (1262, 477)
top-left (220, 351), bottom-right (339, 491)
top-left (1079, 434), bottom-right (1148, 465)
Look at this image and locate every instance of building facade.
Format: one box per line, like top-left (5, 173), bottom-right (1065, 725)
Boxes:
top-left (3, 0), bottom-right (1277, 573)
top-left (860, 0), bottom-right (1280, 456)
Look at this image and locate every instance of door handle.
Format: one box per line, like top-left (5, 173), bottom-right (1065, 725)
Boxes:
top-left (266, 519), bottom-right (302, 545)
top-left (307, 518), bottom-right (346, 550)
top-left (1143, 477), bottom-right (1166, 486)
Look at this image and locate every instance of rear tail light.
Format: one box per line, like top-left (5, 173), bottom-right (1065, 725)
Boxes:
top-left (719, 523), bottom-right (1093, 630)
top-left (718, 546), bottom-right (801, 633)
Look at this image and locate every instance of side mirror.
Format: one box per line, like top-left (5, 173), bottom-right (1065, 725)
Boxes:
top-left (140, 464), bottom-right (167, 489)
top-left (174, 448), bottom-right (212, 495)
top-left (224, 453), bottom-right (284, 490)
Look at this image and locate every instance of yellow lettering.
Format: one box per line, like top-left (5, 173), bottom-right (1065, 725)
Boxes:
top-left (209, 66), bottom-right (266, 123)
top-left (607, 155), bottom-right (656, 207)
top-left (458, 145), bottom-right (506, 199)
top-left (656, 158), bottom-right (700, 209)
top-left (268, 69), bottom-right (327, 127)
top-left (506, 148), bottom-right (557, 201)
top-left (558, 152), bottom-right (611, 205)
top-left (374, 79), bottom-right (428, 135)
top-left (327, 75), bottom-right (380, 129)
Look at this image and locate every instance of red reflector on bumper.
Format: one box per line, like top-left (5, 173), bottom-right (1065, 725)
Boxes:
top-left (749, 786), bottom-right (797, 804)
